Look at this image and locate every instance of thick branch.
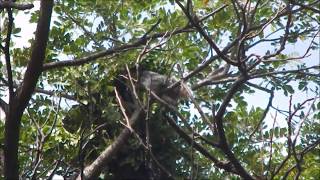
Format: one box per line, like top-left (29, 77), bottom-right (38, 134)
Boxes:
top-left (42, 28), bottom-right (193, 71)
top-left (78, 108), bottom-right (143, 179)
top-left (214, 76), bottom-right (254, 179)
top-left (15, 1), bottom-right (53, 112)
top-left (4, 1), bottom-right (53, 179)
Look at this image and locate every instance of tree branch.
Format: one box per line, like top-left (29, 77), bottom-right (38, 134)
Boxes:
top-left (4, 1), bottom-right (53, 179)
top-left (0, 1), bottom-right (34, 10)
top-left (77, 108), bottom-right (144, 179)
top-left (42, 27), bottom-right (193, 71)
top-left (4, 7), bottom-right (14, 100)
top-left (0, 98), bottom-right (8, 114)
top-left (15, 1), bottom-right (53, 112)
top-left (175, 1), bottom-right (236, 65)
top-left (165, 115), bottom-right (238, 175)
top-left (290, 0), bottom-right (320, 14)
top-left (247, 83), bottom-right (274, 140)
top-left (214, 76), bottom-right (254, 179)
top-left (251, 65), bottom-right (320, 79)
top-left (0, 79), bottom-right (77, 101)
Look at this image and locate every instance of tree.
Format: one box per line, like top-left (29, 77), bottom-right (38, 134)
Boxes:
top-left (0, 0), bottom-right (319, 179)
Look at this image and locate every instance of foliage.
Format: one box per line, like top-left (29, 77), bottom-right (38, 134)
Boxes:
top-left (0, 0), bottom-right (319, 179)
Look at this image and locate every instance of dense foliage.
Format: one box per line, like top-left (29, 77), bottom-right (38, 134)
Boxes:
top-left (0, 0), bottom-right (319, 179)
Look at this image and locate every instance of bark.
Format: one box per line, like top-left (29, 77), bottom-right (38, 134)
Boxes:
top-left (4, 1), bottom-right (53, 179)
top-left (214, 76), bottom-right (254, 179)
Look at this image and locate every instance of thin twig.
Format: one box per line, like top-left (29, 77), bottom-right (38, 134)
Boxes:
top-left (175, 0), bottom-right (236, 65)
top-left (114, 88), bottom-right (133, 131)
top-left (247, 82), bottom-right (274, 140)
top-left (266, 111), bottom-right (278, 177)
top-left (141, 19), bottom-right (162, 39)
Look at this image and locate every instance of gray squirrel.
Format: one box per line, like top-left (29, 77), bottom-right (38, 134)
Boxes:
top-left (114, 70), bottom-right (189, 109)
top-left (139, 71), bottom-right (189, 105)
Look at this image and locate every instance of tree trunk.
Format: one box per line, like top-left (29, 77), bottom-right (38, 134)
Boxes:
top-left (4, 103), bottom-right (23, 179)
top-left (3, 1), bottom-right (53, 179)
